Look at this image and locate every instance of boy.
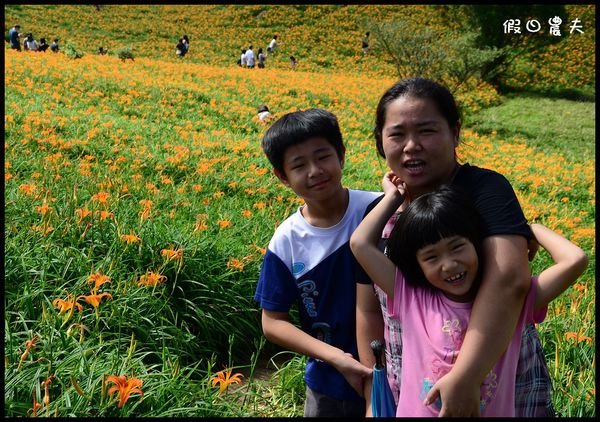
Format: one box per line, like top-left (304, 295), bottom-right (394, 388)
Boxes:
top-left (254, 108), bottom-right (379, 417)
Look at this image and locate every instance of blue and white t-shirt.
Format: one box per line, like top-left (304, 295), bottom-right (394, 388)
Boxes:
top-left (254, 189), bottom-right (381, 401)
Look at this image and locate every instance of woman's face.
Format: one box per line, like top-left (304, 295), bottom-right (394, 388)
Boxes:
top-left (381, 96), bottom-right (460, 198)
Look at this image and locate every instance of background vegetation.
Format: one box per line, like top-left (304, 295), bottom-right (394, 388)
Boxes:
top-left (4, 4), bottom-right (595, 417)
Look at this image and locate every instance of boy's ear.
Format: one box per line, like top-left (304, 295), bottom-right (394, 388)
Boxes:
top-left (273, 168), bottom-right (290, 186)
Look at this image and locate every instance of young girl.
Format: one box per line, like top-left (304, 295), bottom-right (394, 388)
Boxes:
top-left (350, 173), bottom-right (588, 417)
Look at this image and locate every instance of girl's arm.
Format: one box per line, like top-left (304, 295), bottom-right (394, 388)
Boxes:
top-left (531, 223), bottom-right (588, 310)
top-left (350, 172), bottom-right (405, 299)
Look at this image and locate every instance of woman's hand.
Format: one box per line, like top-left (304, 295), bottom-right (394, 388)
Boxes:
top-left (423, 371), bottom-right (481, 417)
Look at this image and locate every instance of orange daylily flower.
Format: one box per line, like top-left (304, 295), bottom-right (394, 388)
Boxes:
top-left (121, 233), bottom-right (141, 244)
top-left (17, 335), bottom-right (39, 371)
top-left (88, 272), bottom-right (111, 294)
top-left (211, 369), bottom-right (244, 394)
top-left (41, 374), bottom-right (55, 406)
top-left (90, 191), bottom-right (110, 206)
top-left (96, 210), bottom-right (114, 221)
top-left (106, 375), bottom-right (144, 408)
top-left (36, 200), bottom-right (54, 217)
top-left (227, 258), bottom-right (245, 272)
top-left (27, 389), bottom-right (43, 417)
top-left (161, 247), bottom-right (183, 262)
top-left (217, 219), bottom-right (232, 229)
top-left (565, 331), bottom-right (592, 345)
top-left (138, 272), bottom-right (167, 287)
top-left (79, 292), bottom-right (113, 309)
top-left (75, 207), bottom-right (93, 223)
top-left (52, 294), bottom-right (83, 315)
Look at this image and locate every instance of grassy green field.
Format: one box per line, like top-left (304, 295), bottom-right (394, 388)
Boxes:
top-left (4, 4), bottom-right (595, 417)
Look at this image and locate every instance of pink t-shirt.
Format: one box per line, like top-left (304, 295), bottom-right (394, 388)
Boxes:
top-left (389, 271), bottom-right (547, 417)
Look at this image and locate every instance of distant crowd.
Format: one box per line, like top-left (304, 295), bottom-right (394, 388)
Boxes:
top-left (7, 24), bottom-right (110, 56)
top-left (8, 24), bottom-right (58, 53)
top-left (9, 25), bottom-right (371, 67)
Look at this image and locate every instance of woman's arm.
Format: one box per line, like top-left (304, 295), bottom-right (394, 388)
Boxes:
top-left (531, 223), bottom-right (588, 310)
top-left (425, 234), bottom-right (531, 416)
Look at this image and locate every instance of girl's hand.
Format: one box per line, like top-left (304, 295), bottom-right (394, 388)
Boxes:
top-left (382, 171), bottom-right (407, 200)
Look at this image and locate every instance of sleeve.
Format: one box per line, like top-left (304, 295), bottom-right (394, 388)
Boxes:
top-left (530, 276), bottom-right (548, 323)
top-left (254, 249), bottom-right (297, 312)
top-left (389, 267), bottom-right (405, 319)
top-left (459, 167), bottom-right (533, 240)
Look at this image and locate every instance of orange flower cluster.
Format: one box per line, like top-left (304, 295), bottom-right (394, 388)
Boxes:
top-left (137, 272), bottom-right (167, 287)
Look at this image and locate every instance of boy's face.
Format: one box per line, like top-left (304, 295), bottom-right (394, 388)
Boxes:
top-left (274, 137), bottom-right (344, 203)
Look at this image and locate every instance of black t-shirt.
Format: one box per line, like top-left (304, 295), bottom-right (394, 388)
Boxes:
top-left (356, 163), bottom-right (532, 284)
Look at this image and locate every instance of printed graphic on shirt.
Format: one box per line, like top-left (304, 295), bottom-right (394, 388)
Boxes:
top-left (298, 279), bottom-right (318, 317)
top-left (420, 317), bottom-right (497, 413)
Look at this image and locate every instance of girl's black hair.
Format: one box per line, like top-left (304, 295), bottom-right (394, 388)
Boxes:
top-left (374, 77), bottom-right (461, 158)
top-left (387, 185), bottom-right (484, 289)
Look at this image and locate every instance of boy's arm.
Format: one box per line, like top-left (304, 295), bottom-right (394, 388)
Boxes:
top-left (425, 234), bottom-right (530, 416)
top-left (356, 282), bottom-right (385, 416)
top-left (531, 223), bottom-right (588, 310)
top-left (261, 309), bottom-right (372, 395)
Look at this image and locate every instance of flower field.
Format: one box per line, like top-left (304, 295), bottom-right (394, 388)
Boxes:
top-left (4, 5), bottom-right (595, 417)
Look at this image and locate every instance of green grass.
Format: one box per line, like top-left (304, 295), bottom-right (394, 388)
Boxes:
top-left (466, 96), bottom-right (596, 162)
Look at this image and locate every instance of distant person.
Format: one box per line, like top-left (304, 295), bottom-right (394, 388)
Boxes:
top-left (9, 24), bottom-right (21, 51)
top-left (25, 34), bottom-right (39, 52)
top-left (182, 35), bottom-right (189, 54)
top-left (289, 55), bottom-right (298, 69)
top-left (50, 38), bottom-right (59, 52)
top-left (257, 104), bottom-right (273, 122)
top-left (238, 48), bottom-right (247, 67)
top-left (257, 48), bottom-right (266, 68)
top-left (96, 46), bottom-right (107, 55)
top-left (176, 38), bottom-right (186, 57)
top-left (361, 32), bottom-right (370, 54)
top-left (267, 35), bottom-right (278, 54)
top-left (22, 33), bottom-right (31, 51)
top-left (38, 38), bottom-right (49, 52)
top-left (246, 45), bottom-right (255, 68)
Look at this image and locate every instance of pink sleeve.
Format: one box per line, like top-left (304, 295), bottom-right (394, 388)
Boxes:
top-left (387, 267), bottom-right (404, 320)
top-left (530, 276), bottom-right (548, 323)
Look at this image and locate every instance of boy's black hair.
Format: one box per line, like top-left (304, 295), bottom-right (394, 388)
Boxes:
top-left (387, 185), bottom-right (484, 290)
top-left (261, 108), bottom-right (345, 176)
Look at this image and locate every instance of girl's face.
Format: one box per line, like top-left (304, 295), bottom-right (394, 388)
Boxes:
top-left (416, 235), bottom-right (479, 302)
top-left (381, 96), bottom-right (460, 198)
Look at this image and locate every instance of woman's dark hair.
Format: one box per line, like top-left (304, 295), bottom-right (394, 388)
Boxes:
top-left (261, 108), bottom-right (345, 176)
top-left (387, 185), bottom-right (483, 290)
top-left (374, 77), bottom-right (462, 158)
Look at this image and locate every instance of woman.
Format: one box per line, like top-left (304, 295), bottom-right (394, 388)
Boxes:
top-left (355, 78), bottom-right (553, 417)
